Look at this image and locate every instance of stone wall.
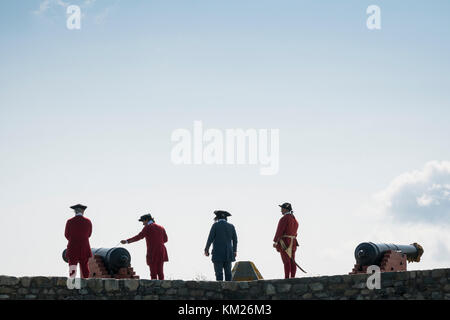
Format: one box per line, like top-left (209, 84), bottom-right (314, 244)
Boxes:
top-left (0, 268), bottom-right (449, 300)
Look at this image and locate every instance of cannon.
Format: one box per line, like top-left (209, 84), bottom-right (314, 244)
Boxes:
top-left (62, 247), bottom-right (138, 279)
top-left (350, 242), bottom-right (424, 274)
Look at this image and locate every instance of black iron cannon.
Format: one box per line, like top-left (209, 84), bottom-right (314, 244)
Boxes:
top-left (62, 247), bottom-right (131, 275)
top-left (350, 242), bottom-right (424, 274)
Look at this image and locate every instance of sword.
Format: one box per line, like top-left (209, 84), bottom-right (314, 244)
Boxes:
top-left (279, 239), bottom-right (307, 274)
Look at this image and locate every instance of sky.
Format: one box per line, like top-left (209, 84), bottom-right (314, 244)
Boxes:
top-left (0, 0), bottom-right (449, 281)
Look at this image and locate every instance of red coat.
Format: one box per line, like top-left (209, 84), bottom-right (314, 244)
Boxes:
top-left (65, 215), bottom-right (92, 262)
top-left (127, 223), bottom-right (168, 265)
top-left (273, 213), bottom-right (299, 252)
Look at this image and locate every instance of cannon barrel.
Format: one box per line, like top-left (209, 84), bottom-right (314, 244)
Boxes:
top-left (62, 247), bottom-right (131, 274)
top-left (354, 242), bottom-right (423, 266)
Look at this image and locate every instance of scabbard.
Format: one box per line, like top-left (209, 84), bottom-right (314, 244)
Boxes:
top-left (279, 238), bottom-right (307, 274)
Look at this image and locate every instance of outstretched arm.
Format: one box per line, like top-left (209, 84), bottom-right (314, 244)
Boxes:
top-left (124, 227), bottom-right (146, 244)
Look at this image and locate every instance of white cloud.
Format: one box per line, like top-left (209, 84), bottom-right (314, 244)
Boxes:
top-left (33, 0), bottom-right (51, 15)
top-left (375, 161), bottom-right (450, 224)
top-left (33, 0), bottom-right (69, 15)
top-left (94, 6), bottom-right (111, 25)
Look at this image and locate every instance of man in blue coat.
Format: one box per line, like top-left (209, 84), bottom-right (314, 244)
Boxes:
top-left (204, 210), bottom-right (238, 281)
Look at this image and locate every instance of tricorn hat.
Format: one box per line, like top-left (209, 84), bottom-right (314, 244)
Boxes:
top-left (70, 204), bottom-right (87, 211)
top-left (279, 202), bottom-right (292, 211)
top-left (138, 214), bottom-right (153, 222)
top-left (214, 210), bottom-right (231, 218)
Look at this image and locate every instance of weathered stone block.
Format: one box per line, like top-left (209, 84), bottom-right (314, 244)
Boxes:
top-left (104, 279), bottom-right (120, 292)
top-left (431, 292), bottom-right (442, 299)
top-left (166, 288), bottom-right (177, 295)
top-left (431, 269), bottom-right (446, 278)
top-left (382, 272), bottom-right (396, 281)
top-left (178, 288), bottom-right (189, 296)
top-left (309, 282), bottom-right (324, 291)
top-left (221, 282), bottom-right (238, 291)
top-left (0, 276), bottom-right (19, 286)
top-left (87, 279), bottom-right (104, 293)
top-left (360, 289), bottom-right (371, 295)
top-left (396, 272), bottom-right (409, 281)
top-left (238, 282), bottom-right (249, 290)
top-left (20, 277), bottom-right (32, 288)
top-left (185, 281), bottom-right (200, 289)
top-left (276, 283), bottom-right (292, 293)
top-left (17, 288), bottom-right (28, 295)
top-left (169, 280), bottom-right (182, 288)
top-left (292, 283), bottom-right (308, 294)
top-left (352, 282), bottom-right (366, 289)
top-left (344, 289), bottom-right (358, 297)
top-left (123, 279), bottom-right (139, 291)
top-left (329, 283), bottom-right (347, 291)
top-left (55, 277), bottom-right (68, 287)
top-left (0, 287), bottom-right (14, 294)
top-left (314, 292), bottom-right (329, 299)
top-left (140, 280), bottom-right (154, 288)
top-left (302, 293), bottom-right (313, 299)
top-left (79, 289), bottom-right (89, 295)
top-left (57, 288), bottom-right (71, 295)
top-left (328, 276), bottom-right (342, 284)
top-left (351, 274), bottom-right (367, 283)
top-left (341, 275), bottom-right (353, 283)
top-left (265, 283), bottom-right (276, 295)
top-left (190, 289), bottom-right (205, 297)
top-left (32, 277), bottom-right (52, 288)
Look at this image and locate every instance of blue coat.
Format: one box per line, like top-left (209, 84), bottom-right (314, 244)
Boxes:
top-left (205, 220), bottom-right (238, 262)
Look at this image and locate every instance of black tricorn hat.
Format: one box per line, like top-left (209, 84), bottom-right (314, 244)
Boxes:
top-left (279, 202), bottom-right (292, 211)
top-left (214, 210), bottom-right (231, 217)
top-left (70, 204), bottom-right (87, 211)
top-left (138, 214), bottom-right (153, 222)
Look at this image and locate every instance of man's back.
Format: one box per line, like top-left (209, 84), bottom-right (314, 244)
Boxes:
top-left (145, 223), bottom-right (168, 245)
top-left (65, 215), bottom-right (92, 262)
top-left (206, 220), bottom-right (238, 262)
top-left (127, 223), bottom-right (169, 263)
top-left (65, 216), bottom-right (92, 241)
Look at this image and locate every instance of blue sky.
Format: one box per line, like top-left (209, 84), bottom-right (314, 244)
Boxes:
top-left (0, 1), bottom-right (449, 280)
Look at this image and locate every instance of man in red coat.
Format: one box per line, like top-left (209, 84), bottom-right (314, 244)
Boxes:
top-left (273, 202), bottom-right (299, 279)
top-left (121, 214), bottom-right (168, 280)
top-left (64, 204), bottom-right (92, 279)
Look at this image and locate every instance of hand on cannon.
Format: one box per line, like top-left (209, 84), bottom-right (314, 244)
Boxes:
top-left (204, 250), bottom-right (210, 257)
top-left (120, 240), bottom-right (127, 245)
